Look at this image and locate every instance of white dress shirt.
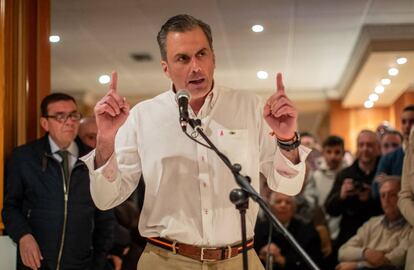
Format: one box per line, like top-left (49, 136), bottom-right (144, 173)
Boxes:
top-left (82, 86), bottom-right (310, 246)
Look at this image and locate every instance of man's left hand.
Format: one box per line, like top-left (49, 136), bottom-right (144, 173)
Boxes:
top-left (264, 73), bottom-right (297, 140)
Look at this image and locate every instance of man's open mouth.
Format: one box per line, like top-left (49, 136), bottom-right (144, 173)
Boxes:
top-left (189, 78), bottom-right (205, 85)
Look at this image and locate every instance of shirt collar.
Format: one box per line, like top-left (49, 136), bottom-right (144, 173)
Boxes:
top-left (48, 135), bottom-right (78, 158)
top-left (381, 215), bottom-right (406, 230)
top-left (170, 81), bottom-right (219, 117)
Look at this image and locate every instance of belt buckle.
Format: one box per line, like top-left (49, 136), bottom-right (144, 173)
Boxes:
top-left (200, 247), bottom-right (218, 262)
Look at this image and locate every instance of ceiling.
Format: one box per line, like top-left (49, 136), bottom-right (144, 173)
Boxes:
top-left (51, 0), bottom-right (414, 133)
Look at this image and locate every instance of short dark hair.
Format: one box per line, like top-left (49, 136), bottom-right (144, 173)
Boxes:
top-left (300, 131), bottom-right (315, 139)
top-left (380, 129), bottom-right (403, 142)
top-left (402, 104), bottom-right (414, 113)
top-left (322, 135), bottom-right (344, 149)
top-left (157, 14), bottom-right (213, 61)
top-left (40, 93), bottom-right (77, 117)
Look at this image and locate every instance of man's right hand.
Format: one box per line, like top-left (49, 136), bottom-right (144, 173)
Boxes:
top-left (340, 178), bottom-right (357, 200)
top-left (94, 72), bottom-right (130, 168)
top-left (363, 248), bottom-right (390, 267)
top-left (19, 234), bottom-right (43, 270)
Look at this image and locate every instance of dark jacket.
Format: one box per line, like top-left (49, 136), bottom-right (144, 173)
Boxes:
top-left (254, 217), bottom-right (323, 270)
top-left (2, 135), bottom-right (115, 270)
top-left (325, 158), bottom-right (382, 249)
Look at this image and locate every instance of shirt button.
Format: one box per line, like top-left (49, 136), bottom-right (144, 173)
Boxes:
top-left (203, 183), bottom-right (207, 188)
top-left (201, 156), bottom-right (205, 162)
top-left (204, 209), bottom-right (208, 214)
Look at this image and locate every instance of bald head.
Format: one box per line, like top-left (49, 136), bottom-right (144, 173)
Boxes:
top-left (78, 116), bottom-right (97, 148)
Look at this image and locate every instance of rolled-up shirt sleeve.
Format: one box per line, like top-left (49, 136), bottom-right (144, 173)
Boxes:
top-left (267, 145), bottom-right (310, 195)
top-left (80, 107), bottom-right (142, 210)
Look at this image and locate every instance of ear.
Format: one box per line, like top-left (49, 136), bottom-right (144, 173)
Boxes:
top-left (161, 60), bottom-right (171, 79)
top-left (40, 117), bottom-right (49, 132)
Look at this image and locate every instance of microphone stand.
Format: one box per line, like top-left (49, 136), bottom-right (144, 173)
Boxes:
top-left (186, 118), bottom-right (319, 270)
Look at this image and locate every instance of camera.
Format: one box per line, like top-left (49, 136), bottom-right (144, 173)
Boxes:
top-left (352, 179), bottom-right (369, 192)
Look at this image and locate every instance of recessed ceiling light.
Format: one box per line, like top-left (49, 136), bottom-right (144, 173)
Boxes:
top-left (252, 25), bottom-right (264, 33)
top-left (257, 71), bottom-right (268, 79)
top-left (98, 74), bottom-right (111, 84)
top-left (388, 68), bottom-right (399, 76)
top-left (364, 100), bottom-right (374, 109)
top-left (374, 85), bottom-right (385, 94)
top-left (369, 93), bottom-right (379, 102)
top-left (380, 78), bottom-right (391, 85)
top-left (49, 35), bottom-right (60, 43)
top-left (396, 57), bottom-right (407, 65)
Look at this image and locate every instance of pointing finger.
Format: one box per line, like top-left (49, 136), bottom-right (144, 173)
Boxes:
top-left (276, 73), bottom-right (285, 93)
top-left (110, 71), bottom-right (118, 93)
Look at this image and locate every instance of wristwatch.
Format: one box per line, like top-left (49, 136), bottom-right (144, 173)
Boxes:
top-left (276, 132), bottom-right (301, 151)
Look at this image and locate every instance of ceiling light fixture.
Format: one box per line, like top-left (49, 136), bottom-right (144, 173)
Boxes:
top-left (380, 78), bottom-right (391, 85)
top-left (49, 35), bottom-right (60, 43)
top-left (257, 71), bottom-right (268, 79)
top-left (369, 93), bottom-right (379, 102)
top-left (388, 68), bottom-right (399, 76)
top-left (396, 57), bottom-right (407, 65)
top-left (364, 100), bottom-right (374, 109)
top-left (374, 85), bottom-right (384, 94)
top-left (98, 74), bottom-right (111, 84)
top-left (252, 25), bottom-right (264, 33)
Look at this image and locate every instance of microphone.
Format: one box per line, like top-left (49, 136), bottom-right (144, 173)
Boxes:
top-left (175, 90), bottom-right (191, 131)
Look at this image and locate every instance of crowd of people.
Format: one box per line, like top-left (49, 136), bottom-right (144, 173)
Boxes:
top-left (2, 13), bottom-right (414, 270)
top-left (253, 105), bottom-right (414, 270)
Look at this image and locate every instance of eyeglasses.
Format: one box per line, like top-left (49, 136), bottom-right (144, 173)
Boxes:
top-left (45, 112), bottom-right (82, 123)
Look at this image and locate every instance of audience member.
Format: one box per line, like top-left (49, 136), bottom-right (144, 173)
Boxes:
top-left (2, 93), bottom-right (114, 270)
top-left (376, 121), bottom-right (392, 138)
top-left (78, 116), bottom-right (98, 148)
top-left (376, 105), bottom-right (414, 178)
top-left (398, 126), bottom-right (414, 269)
top-left (337, 177), bottom-right (411, 270)
top-left (254, 192), bottom-right (323, 270)
top-left (325, 130), bottom-right (382, 265)
top-left (300, 131), bottom-right (322, 173)
top-left (373, 105), bottom-right (414, 199)
top-left (379, 130), bottom-right (403, 156)
top-left (304, 135), bottom-right (347, 257)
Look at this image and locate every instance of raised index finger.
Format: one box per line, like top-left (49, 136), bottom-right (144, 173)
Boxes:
top-left (276, 72), bottom-right (285, 93)
top-left (110, 71), bottom-right (118, 93)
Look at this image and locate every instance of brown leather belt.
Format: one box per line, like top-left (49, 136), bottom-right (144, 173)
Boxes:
top-left (147, 237), bottom-right (254, 262)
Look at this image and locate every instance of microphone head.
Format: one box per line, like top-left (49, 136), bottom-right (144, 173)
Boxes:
top-left (175, 89), bottom-right (191, 102)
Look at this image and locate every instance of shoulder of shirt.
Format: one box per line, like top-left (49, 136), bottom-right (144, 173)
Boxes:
top-left (367, 215), bottom-right (384, 224)
top-left (217, 85), bottom-right (261, 100)
top-left (127, 90), bottom-right (173, 115)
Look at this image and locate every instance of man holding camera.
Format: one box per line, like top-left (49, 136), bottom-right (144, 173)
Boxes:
top-left (324, 130), bottom-right (383, 265)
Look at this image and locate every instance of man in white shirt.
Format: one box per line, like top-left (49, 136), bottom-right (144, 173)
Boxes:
top-left (82, 14), bottom-right (309, 269)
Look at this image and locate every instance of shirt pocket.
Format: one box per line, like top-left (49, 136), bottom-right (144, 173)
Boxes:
top-left (217, 129), bottom-right (249, 172)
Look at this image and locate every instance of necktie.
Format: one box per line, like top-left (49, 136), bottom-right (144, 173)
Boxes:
top-left (57, 150), bottom-right (70, 188)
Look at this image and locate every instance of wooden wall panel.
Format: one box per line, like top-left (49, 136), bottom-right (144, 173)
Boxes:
top-left (0, 0), bottom-right (50, 233)
top-left (0, 0), bottom-right (5, 232)
top-left (391, 91), bottom-right (414, 131)
top-left (330, 100), bottom-right (390, 153)
top-left (328, 91), bottom-right (414, 154)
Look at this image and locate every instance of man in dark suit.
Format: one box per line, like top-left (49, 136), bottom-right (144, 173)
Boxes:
top-left (2, 93), bottom-right (114, 270)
